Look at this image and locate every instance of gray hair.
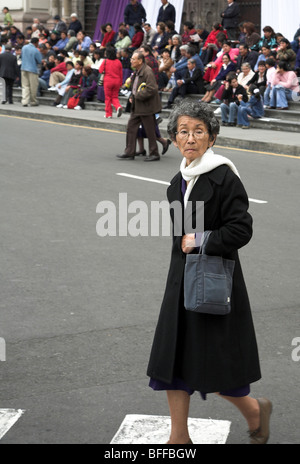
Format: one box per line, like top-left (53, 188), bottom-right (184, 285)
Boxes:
top-left (167, 100), bottom-right (220, 143)
top-left (179, 45), bottom-right (189, 51)
top-left (241, 62), bottom-right (251, 69)
top-left (172, 34), bottom-right (182, 44)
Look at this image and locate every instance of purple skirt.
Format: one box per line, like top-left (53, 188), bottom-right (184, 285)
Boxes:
top-left (149, 377), bottom-right (250, 401)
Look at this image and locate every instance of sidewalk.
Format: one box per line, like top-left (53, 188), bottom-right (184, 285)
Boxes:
top-left (1, 101), bottom-right (299, 156)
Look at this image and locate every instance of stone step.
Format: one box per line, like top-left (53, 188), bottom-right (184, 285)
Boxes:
top-left (13, 88), bottom-right (300, 111)
top-left (12, 89), bottom-right (300, 133)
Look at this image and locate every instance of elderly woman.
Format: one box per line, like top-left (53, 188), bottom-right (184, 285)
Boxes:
top-left (237, 62), bottom-right (255, 89)
top-left (147, 100), bottom-right (272, 445)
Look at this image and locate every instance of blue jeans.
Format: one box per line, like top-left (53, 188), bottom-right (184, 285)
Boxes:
top-left (270, 85), bottom-right (293, 108)
top-left (37, 78), bottom-right (48, 96)
top-left (263, 84), bottom-right (272, 106)
top-left (237, 106), bottom-right (252, 126)
top-left (220, 102), bottom-right (238, 123)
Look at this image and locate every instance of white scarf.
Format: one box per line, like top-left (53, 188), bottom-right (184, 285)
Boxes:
top-left (180, 148), bottom-right (240, 207)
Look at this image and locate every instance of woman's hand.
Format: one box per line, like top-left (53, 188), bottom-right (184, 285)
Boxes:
top-left (181, 234), bottom-right (196, 254)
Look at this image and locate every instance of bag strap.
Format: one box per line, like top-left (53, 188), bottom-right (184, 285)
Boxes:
top-left (199, 230), bottom-right (212, 255)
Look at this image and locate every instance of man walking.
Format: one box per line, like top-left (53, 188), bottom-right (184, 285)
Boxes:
top-left (0, 43), bottom-right (18, 104)
top-left (21, 37), bottom-right (42, 106)
top-left (117, 52), bottom-right (162, 162)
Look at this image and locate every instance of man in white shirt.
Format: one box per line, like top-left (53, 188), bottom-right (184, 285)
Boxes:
top-left (142, 23), bottom-right (156, 47)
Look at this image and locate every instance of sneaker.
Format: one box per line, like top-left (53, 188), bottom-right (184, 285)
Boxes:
top-left (104, 115), bottom-right (112, 118)
top-left (242, 125), bottom-right (250, 129)
top-left (56, 104), bottom-right (63, 108)
top-left (63, 105), bottom-right (68, 109)
top-left (117, 107), bottom-right (123, 117)
top-left (48, 87), bottom-right (57, 91)
top-left (74, 105), bottom-right (82, 110)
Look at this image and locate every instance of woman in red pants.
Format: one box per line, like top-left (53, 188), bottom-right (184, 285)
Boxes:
top-left (99, 45), bottom-right (123, 118)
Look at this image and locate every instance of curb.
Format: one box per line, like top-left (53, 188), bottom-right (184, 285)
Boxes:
top-left (1, 107), bottom-right (300, 157)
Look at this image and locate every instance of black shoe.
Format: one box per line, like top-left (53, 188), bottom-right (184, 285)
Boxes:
top-left (136, 150), bottom-right (146, 156)
top-left (1, 101), bottom-right (6, 104)
top-left (229, 122), bottom-right (236, 126)
top-left (116, 154), bottom-right (135, 160)
top-left (144, 155), bottom-right (160, 162)
top-left (162, 139), bottom-right (171, 155)
top-left (221, 122), bottom-right (228, 126)
top-left (163, 104), bottom-right (171, 109)
top-left (156, 116), bottom-right (163, 125)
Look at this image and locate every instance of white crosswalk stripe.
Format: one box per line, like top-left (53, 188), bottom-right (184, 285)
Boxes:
top-left (116, 173), bottom-right (268, 204)
top-left (111, 414), bottom-right (231, 445)
top-left (0, 409), bottom-right (25, 440)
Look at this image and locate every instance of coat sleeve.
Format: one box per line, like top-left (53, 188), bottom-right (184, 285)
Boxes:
top-left (134, 70), bottom-right (157, 101)
top-left (205, 169), bottom-right (253, 256)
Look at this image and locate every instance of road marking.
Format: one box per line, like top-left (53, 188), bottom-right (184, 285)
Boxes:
top-left (111, 414), bottom-right (231, 444)
top-left (0, 114), bottom-right (299, 159)
top-left (0, 114), bottom-right (124, 135)
top-left (214, 144), bottom-right (300, 159)
top-left (117, 172), bottom-right (170, 186)
top-left (116, 173), bottom-right (268, 204)
top-left (0, 409), bottom-right (25, 440)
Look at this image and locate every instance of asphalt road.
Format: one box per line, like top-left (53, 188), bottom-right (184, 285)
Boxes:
top-left (0, 115), bottom-right (299, 444)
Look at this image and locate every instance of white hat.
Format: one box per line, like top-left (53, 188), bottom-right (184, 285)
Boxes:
top-left (71, 13), bottom-right (78, 18)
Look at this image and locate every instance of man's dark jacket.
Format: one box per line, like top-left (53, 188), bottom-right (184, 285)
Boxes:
top-left (222, 83), bottom-right (248, 104)
top-left (124, 2), bottom-right (147, 26)
top-left (183, 67), bottom-right (205, 93)
top-left (157, 3), bottom-right (176, 24)
top-left (236, 50), bottom-right (259, 71)
top-left (221, 2), bottom-right (240, 29)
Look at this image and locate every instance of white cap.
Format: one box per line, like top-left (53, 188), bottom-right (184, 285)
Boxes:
top-left (71, 13), bottom-right (77, 18)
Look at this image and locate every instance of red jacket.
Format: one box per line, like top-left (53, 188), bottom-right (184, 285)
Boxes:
top-left (131, 31), bottom-right (144, 48)
top-left (101, 30), bottom-right (115, 47)
top-left (99, 58), bottom-right (123, 87)
top-left (204, 28), bottom-right (228, 47)
top-left (51, 62), bottom-right (67, 75)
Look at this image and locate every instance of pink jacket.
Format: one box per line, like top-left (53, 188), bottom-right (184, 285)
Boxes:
top-left (271, 70), bottom-right (299, 91)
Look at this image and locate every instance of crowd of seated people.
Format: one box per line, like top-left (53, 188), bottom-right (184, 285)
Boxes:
top-left (0, 13), bottom-right (299, 120)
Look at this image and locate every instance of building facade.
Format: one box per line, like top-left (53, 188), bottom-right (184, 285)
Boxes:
top-left (1, 1), bottom-right (261, 38)
top-left (183, 0), bottom-right (261, 31)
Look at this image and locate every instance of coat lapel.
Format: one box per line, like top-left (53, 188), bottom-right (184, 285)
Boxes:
top-left (185, 173), bottom-right (214, 204)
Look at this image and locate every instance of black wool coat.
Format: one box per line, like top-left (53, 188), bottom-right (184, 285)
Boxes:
top-left (147, 165), bottom-right (261, 393)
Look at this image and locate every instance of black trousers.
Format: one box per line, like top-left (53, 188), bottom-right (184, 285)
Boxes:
top-left (3, 77), bottom-right (14, 103)
top-left (169, 82), bottom-right (199, 104)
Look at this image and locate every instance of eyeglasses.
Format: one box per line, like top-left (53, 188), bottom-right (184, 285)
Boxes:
top-left (175, 130), bottom-right (209, 140)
